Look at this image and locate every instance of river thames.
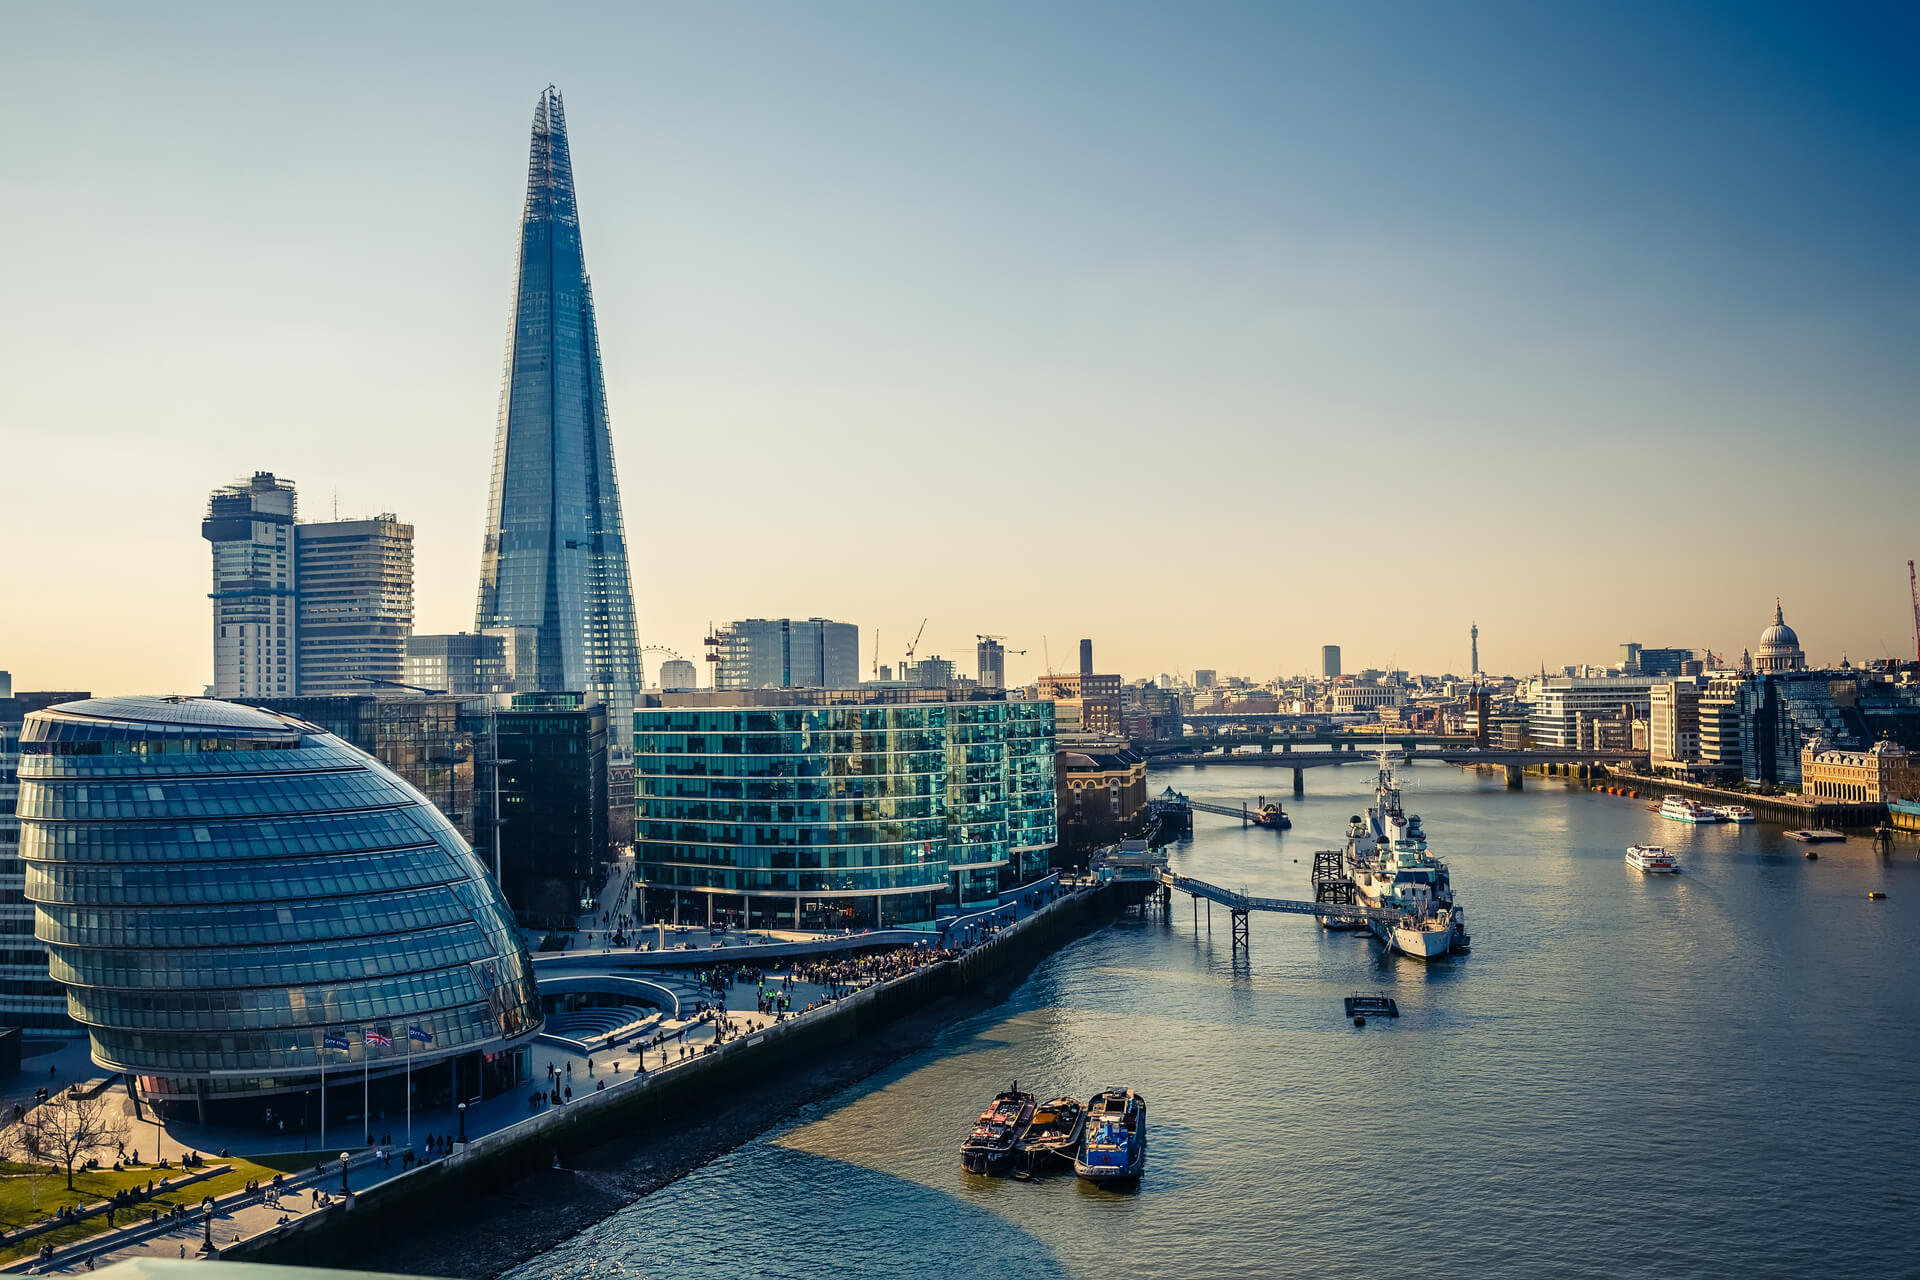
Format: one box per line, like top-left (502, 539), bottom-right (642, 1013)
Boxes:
top-left (507, 762), bottom-right (1920, 1279)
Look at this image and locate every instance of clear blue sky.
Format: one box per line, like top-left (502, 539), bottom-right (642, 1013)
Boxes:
top-left (3, 2), bottom-right (1916, 691)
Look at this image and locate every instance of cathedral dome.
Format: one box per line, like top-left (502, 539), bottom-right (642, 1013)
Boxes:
top-left (1755, 600), bottom-right (1806, 673)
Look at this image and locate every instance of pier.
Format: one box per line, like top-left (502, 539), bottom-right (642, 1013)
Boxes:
top-left (1155, 868), bottom-right (1402, 951)
top-left (1187, 798), bottom-right (1286, 825)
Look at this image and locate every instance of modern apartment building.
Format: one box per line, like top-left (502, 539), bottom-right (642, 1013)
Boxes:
top-left (203, 473), bottom-right (298, 699)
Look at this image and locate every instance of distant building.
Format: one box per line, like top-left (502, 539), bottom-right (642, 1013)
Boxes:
top-left (1471, 623), bottom-right (1479, 677)
top-left (1322, 645), bottom-right (1342, 679)
top-left (1079, 639), bottom-right (1095, 677)
top-left (657, 658), bottom-right (698, 691)
top-left (1329, 680), bottom-right (1403, 715)
top-left (1754, 601), bottom-right (1807, 673)
top-left (1057, 743), bottom-right (1148, 856)
top-left (1193, 669), bottom-right (1217, 689)
top-left (977, 638), bottom-right (1006, 691)
top-left (294, 516), bottom-right (413, 694)
top-left (1528, 676), bottom-right (1652, 749)
top-left (912, 655), bottom-right (957, 689)
top-left (202, 473), bottom-right (415, 698)
top-left (711, 618), bottom-right (859, 690)
top-left (203, 472), bottom-right (299, 699)
top-left (1649, 678), bottom-right (1703, 768)
top-left (406, 632), bottom-right (511, 696)
top-left (1621, 643), bottom-right (1694, 677)
top-left (1698, 678), bottom-right (1747, 776)
top-left (1, 688), bottom-right (89, 1031)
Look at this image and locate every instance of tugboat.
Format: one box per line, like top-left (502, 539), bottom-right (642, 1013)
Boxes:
top-left (1250, 798), bottom-right (1291, 830)
top-left (961, 1083), bottom-right (1035, 1176)
top-left (1074, 1088), bottom-right (1146, 1185)
top-left (1014, 1095), bottom-right (1085, 1175)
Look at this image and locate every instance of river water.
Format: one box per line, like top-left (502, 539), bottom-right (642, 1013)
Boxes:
top-left (506, 763), bottom-right (1920, 1279)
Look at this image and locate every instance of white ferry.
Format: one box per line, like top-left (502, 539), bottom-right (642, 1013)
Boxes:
top-left (1342, 754), bottom-right (1468, 960)
top-left (1659, 796), bottom-right (1721, 824)
top-left (1625, 845), bottom-right (1677, 873)
top-left (1713, 805), bottom-right (1756, 823)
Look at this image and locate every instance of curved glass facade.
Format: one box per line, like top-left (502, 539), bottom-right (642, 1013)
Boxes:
top-left (18, 697), bottom-right (540, 1119)
top-left (634, 697), bottom-right (1057, 926)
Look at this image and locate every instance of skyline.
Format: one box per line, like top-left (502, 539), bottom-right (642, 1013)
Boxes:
top-left (4, 3), bottom-right (1918, 693)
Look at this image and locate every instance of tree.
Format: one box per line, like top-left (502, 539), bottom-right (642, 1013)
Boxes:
top-left (0, 1117), bottom-right (52, 1209)
top-left (23, 1090), bottom-right (127, 1190)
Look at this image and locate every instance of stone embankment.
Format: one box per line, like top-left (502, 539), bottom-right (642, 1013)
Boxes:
top-left (1572, 769), bottom-right (1886, 829)
top-left (224, 881), bottom-right (1123, 1269)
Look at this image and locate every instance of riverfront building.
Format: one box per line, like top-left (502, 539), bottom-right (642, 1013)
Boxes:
top-left (1801, 739), bottom-right (1920, 803)
top-left (1527, 676), bottom-right (1652, 749)
top-left (475, 88), bottom-right (644, 754)
top-left (632, 692), bottom-right (1056, 927)
top-left (493, 693), bottom-right (610, 927)
top-left (17, 696), bottom-right (539, 1125)
top-left (0, 689), bottom-right (88, 1031)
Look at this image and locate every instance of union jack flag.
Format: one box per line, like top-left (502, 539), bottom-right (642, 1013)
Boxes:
top-left (364, 1027), bottom-right (393, 1048)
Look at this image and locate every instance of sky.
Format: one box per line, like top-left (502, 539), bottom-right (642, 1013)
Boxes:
top-left (3, 1), bottom-right (1917, 695)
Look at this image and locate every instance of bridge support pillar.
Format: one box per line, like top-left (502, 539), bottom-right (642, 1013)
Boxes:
top-left (1505, 765), bottom-right (1523, 791)
top-left (1293, 767), bottom-right (1304, 797)
top-left (1230, 908), bottom-right (1249, 952)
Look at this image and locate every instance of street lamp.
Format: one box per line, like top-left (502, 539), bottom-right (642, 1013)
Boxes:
top-left (339, 1153), bottom-right (351, 1194)
top-left (200, 1205), bottom-right (214, 1254)
top-left (457, 1102), bottom-right (468, 1145)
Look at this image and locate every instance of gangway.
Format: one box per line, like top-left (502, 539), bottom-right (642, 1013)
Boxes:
top-left (1188, 798), bottom-right (1290, 829)
top-left (1157, 869), bottom-right (1403, 951)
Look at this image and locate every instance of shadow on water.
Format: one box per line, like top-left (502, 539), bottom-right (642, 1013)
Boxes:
top-left (504, 1147), bottom-right (1072, 1280)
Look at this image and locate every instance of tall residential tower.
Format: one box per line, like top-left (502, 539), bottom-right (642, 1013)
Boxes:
top-left (475, 87), bottom-right (643, 750)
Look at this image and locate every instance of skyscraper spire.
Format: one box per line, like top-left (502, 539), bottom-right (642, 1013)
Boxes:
top-left (476, 87), bottom-right (642, 750)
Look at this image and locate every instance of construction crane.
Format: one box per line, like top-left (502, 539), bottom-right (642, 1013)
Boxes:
top-left (1910, 560), bottom-right (1919, 663)
top-left (975, 633), bottom-right (1029, 657)
top-left (872, 629), bottom-right (880, 681)
top-left (904, 618), bottom-right (928, 673)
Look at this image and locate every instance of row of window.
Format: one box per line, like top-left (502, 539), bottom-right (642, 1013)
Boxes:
top-left (638, 860), bottom-right (952, 895)
top-left (21, 810), bottom-right (445, 864)
top-left (16, 770), bottom-right (404, 821)
top-left (65, 964), bottom-right (489, 1033)
top-left (26, 848), bottom-right (466, 907)
top-left (35, 887), bottom-right (475, 948)
top-left (46, 925), bottom-right (491, 992)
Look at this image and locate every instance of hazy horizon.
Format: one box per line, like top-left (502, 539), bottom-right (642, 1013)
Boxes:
top-left (4, 2), bottom-right (1916, 696)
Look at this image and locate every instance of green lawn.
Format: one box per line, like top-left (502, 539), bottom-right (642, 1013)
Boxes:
top-left (0, 1157), bottom-right (290, 1264)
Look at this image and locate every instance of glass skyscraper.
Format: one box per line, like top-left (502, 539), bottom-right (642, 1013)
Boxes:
top-left (476, 87), bottom-right (642, 752)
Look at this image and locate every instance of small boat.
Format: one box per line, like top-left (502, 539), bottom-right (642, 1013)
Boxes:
top-left (1075, 1088), bottom-right (1146, 1185)
top-left (961, 1083), bottom-right (1035, 1176)
top-left (1014, 1096), bottom-right (1084, 1174)
top-left (1626, 845), bottom-right (1677, 874)
top-left (1868, 891), bottom-right (1887, 900)
top-left (1660, 796), bottom-right (1721, 824)
top-left (1251, 799), bottom-right (1291, 830)
top-left (1713, 805), bottom-right (1756, 823)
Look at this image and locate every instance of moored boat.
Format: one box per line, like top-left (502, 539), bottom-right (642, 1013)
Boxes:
top-left (1713, 804), bottom-right (1756, 823)
top-left (961, 1083), bottom-right (1036, 1176)
top-left (1075, 1088), bottom-right (1146, 1185)
top-left (1342, 755), bottom-right (1468, 960)
top-left (1014, 1096), bottom-right (1085, 1174)
top-left (1251, 798), bottom-right (1291, 830)
top-left (1626, 844), bottom-right (1677, 873)
top-left (1660, 796), bottom-right (1721, 824)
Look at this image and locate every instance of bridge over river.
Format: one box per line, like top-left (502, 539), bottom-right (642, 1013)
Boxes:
top-left (1149, 745), bottom-right (1648, 795)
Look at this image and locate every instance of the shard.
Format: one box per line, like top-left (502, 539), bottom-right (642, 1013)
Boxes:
top-left (476, 87), bottom-right (642, 750)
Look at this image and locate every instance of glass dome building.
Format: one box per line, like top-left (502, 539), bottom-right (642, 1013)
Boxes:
top-left (17, 696), bottom-right (541, 1125)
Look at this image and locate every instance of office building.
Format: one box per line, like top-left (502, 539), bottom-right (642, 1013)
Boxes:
top-left (1698, 678), bottom-right (1746, 776)
top-left (1322, 645), bottom-right (1342, 679)
top-left (657, 658), bottom-right (699, 691)
top-left (1649, 678), bottom-right (1703, 769)
top-left (1193, 669), bottom-right (1217, 689)
top-left (203, 473), bottom-right (298, 699)
top-left (492, 693), bottom-right (610, 927)
top-left (1621, 644), bottom-right (1694, 677)
top-left (1, 689), bottom-right (89, 1031)
top-left (710, 619), bottom-right (860, 691)
top-left (1079, 639), bottom-right (1094, 677)
top-left (18, 696), bottom-right (539, 1124)
top-left (977, 638), bottom-right (1006, 692)
top-left (406, 632), bottom-right (510, 697)
top-left (474, 88), bottom-right (644, 754)
top-left (295, 516), bottom-right (413, 695)
top-left (1527, 676), bottom-right (1653, 749)
top-left (911, 655), bottom-right (956, 690)
top-left (633, 691), bottom-right (1056, 926)
top-left (1801, 739), bottom-right (1920, 803)
top-left (236, 693), bottom-right (481, 847)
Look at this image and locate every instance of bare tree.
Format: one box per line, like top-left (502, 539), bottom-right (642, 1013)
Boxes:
top-left (23, 1090), bottom-right (128, 1190)
top-left (0, 1117), bottom-right (52, 1209)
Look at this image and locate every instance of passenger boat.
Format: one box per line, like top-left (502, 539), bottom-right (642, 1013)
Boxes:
top-left (1625, 844), bottom-right (1677, 873)
top-left (1014, 1096), bottom-right (1084, 1174)
top-left (961, 1084), bottom-right (1035, 1176)
top-left (1713, 805), bottom-right (1756, 823)
top-left (1659, 796), bottom-right (1721, 823)
top-left (1074, 1088), bottom-right (1146, 1185)
top-left (1342, 755), bottom-right (1469, 959)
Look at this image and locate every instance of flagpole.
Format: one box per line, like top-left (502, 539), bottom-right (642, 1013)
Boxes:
top-left (320, 1037), bottom-right (327, 1151)
top-left (405, 1030), bottom-right (412, 1149)
top-left (363, 1043), bottom-right (369, 1148)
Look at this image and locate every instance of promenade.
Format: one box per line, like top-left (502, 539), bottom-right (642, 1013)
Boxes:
top-left (16, 870), bottom-right (1088, 1274)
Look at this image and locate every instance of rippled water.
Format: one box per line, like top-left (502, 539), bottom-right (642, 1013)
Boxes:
top-left (508, 764), bottom-right (1920, 1279)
